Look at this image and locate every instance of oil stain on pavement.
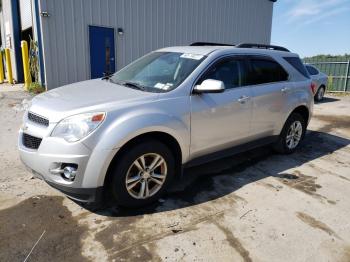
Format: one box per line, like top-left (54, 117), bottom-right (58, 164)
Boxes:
top-left (276, 170), bottom-right (330, 202)
top-left (313, 114), bottom-right (350, 133)
top-left (296, 212), bottom-right (341, 239)
top-left (278, 170), bottom-right (321, 193)
top-left (214, 222), bottom-right (252, 262)
top-left (94, 214), bottom-right (158, 261)
top-left (0, 196), bottom-right (89, 262)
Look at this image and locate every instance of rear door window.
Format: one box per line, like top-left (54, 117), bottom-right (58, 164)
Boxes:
top-left (283, 57), bottom-right (310, 78)
top-left (248, 59), bottom-right (289, 85)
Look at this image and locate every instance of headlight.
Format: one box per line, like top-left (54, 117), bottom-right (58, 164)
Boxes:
top-left (51, 112), bottom-right (106, 142)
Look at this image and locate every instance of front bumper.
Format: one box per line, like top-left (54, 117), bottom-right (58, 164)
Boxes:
top-left (47, 181), bottom-right (103, 203)
top-left (23, 164), bottom-right (103, 202)
top-left (18, 129), bottom-right (112, 203)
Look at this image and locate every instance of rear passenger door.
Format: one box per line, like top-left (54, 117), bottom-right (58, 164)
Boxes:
top-left (247, 56), bottom-right (291, 138)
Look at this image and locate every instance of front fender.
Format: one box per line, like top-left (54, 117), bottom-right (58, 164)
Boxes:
top-left (82, 109), bottom-right (190, 188)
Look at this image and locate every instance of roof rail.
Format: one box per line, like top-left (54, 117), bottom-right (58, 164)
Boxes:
top-left (190, 42), bottom-right (234, 47)
top-left (236, 43), bottom-right (290, 52)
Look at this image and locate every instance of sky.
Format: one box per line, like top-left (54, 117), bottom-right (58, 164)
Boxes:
top-left (271, 0), bottom-right (350, 57)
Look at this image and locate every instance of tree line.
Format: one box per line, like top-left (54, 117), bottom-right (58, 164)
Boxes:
top-left (304, 54), bottom-right (350, 62)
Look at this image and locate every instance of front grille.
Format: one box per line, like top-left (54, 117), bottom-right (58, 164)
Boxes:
top-left (28, 112), bottom-right (49, 127)
top-left (22, 133), bottom-right (42, 150)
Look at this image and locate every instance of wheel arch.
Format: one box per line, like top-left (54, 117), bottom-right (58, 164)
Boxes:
top-left (103, 131), bottom-right (183, 188)
top-left (289, 105), bottom-right (310, 125)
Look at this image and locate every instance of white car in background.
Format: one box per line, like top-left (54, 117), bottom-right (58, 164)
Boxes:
top-left (305, 64), bottom-right (328, 101)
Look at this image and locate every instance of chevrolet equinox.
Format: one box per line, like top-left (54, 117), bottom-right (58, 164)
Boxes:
top-left (19, 43), bottom-right (313, 207)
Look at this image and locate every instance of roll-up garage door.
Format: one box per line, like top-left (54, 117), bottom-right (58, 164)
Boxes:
top-left (19, 0), bottom-right (33, 30)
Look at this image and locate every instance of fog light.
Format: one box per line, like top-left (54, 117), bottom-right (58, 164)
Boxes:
top-left (63, 166), bottom-right (77, 181)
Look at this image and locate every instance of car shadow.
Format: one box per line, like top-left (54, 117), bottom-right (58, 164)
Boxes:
top-left (80, 130), bottom-right (350, 217)
top-left (315, 96), bottom-right (340, 104)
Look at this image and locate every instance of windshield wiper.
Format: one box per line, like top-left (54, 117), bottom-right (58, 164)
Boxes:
top-left (101, 72), bottom-right (113, 80)
top-left (122, 81), bottom-right (146, 91)
top-left (109, 79), bottom-right (147, 91)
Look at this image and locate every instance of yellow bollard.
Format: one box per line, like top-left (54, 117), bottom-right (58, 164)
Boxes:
top-left (21, 41), bottom-right (31, 89)
top-left (4, 48), bottom-right (13, 84)
top-left (0, 51), bottom-right (4, 83)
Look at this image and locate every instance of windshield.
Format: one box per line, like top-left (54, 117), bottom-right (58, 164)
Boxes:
top-left (110, 52), bottom-right (206, 92)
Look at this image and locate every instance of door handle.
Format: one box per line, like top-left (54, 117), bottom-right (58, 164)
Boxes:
top-left (281, 87), bottom-right (290, 93)
top-left (238, 95), bottom-right (250, 103)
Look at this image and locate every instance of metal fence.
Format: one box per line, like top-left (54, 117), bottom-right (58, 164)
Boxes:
top-left (303, 58), bottom-right (350, 92)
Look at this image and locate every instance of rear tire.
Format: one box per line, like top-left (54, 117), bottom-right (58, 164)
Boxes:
top-left (314, 86), bottom-right (325, 102)
top-left (109, 140), bottom-right (175, 207)
top-left (273, 113), bottom-right (306, 154)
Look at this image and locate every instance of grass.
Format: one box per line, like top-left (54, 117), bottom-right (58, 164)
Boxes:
top-left (27, 82), bottom-right (46, 94)
top-left (326, 91), bottom-right (350, 97)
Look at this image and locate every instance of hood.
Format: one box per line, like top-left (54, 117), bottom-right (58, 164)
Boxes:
top-left (29, 79), bottom-right (158, 122)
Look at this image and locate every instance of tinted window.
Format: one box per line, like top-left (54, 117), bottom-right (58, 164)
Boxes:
top-left (248, 59), bottom-right (289, 85)
top-left (306, 65), bottom-right (319, 75)
top-left (283, 57), bottom-right (310, 78)
top-left (200, 59), bottom-right (248, 89)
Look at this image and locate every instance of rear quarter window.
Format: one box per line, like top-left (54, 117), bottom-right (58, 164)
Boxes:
top-left (284, 57), bottom-right (310, 78)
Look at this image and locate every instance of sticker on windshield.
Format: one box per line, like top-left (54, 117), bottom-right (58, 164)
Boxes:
top-left (180, 53), bottom-right (204, 60)
top-left (154, 83), bottom-right (165, 89)
top-left (162, 83), bottom-right (173, 90)
top-left (154, 83), bottom-right (173, 90)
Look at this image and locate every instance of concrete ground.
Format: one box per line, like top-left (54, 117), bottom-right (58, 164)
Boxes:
top-left (0, 86), bottom-right (350, 262)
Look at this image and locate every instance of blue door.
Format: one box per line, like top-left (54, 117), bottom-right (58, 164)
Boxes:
top-left (89, 26), bottom-right (115, 79)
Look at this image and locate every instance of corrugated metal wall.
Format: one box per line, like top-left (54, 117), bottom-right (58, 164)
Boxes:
top-left (38, 0), bottom-right (274, 89)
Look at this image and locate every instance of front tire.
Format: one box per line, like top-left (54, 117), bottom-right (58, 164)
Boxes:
top-left (109, 140), bottom-right (175, 207)
top-left (273, 113), bottom-right (306, 154)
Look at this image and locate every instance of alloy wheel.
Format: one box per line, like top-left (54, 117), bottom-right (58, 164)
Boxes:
top-left (286, 121), bottom-right (303, 149)
top-left (125, 153), bottom-right (167, 199)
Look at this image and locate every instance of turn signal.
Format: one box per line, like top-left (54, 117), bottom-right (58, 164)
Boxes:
top-left (92, 113), bottom-right (105, 122)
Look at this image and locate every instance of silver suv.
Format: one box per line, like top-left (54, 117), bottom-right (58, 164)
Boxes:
top-left (19, 43), bottom-right (313, 207)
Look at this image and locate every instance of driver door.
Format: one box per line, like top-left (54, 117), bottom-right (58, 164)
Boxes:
top-left (190, 57), bottom-right (253, 159)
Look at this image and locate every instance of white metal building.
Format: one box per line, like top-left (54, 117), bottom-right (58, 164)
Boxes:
top-left (0, 0), bottom-right (277, 89)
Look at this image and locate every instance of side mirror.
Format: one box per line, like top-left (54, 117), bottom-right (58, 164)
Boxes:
top-left (193, 79), bottom-right (225, 94)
